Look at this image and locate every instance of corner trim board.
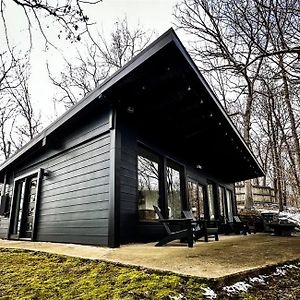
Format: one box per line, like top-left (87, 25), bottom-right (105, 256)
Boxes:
top-left (108, 108), bottom-right (121, 247)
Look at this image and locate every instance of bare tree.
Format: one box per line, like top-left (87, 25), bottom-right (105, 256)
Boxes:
top-left (0, 49), bottom-right (23, 160)
top-left (0, 99), bottom-right (15, 159)
top-left (0, 56), bottom-right (41, 160)
top-left (48, 17), bottom-right (155, 108)
top-left (8, 63), bottom-right (41, 143)
top-left (175, 0), bottom-right (300, 210)
top-left (1, 0), bottom-right (102, 51)
top-left (175, 0), bottom-right (268, 209)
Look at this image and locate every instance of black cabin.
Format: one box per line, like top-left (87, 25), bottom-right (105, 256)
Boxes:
top-left (0, 29), bottom-right (264, 247)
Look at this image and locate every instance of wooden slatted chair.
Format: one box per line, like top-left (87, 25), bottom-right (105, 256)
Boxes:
top-left (182, 210), bottom-right (219, 242)
top-left (232, 215), bottom-right (251, 235)
top-left (153, 205), bottom-right (194, 248)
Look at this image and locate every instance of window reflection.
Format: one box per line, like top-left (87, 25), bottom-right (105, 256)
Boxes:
top-left (207, 184), bottom-right (215, 220)
top-left (166, 164), bottom-right (182, 219)
top-left (226, 189), bottom-right (234, 222)
top-left (188, 181), bottom-right (204, 219)
top-left (218, 186), bottom-right (226, 221)
top-left (137, 152), bottom-right (159, 221)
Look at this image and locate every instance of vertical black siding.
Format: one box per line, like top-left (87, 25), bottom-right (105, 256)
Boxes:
top-left (5, 110), bottom-right (112, 246)
top-left (119, 127), bottom-right (138, 243)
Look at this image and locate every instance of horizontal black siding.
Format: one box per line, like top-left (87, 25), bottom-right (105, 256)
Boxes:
top-left (16, 110), bottom-right (111, 174)
top-left (0, 217), bottom-right (8, 239)
top-left (37, 134), bottom-right (110, 245)
top-left (7, 109), bottom-right (112, 246)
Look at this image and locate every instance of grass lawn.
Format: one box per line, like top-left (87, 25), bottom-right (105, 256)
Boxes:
top-left (1, 235), bottom-right (300, 299)
top-left (0, 248), bottom-right (207, 300)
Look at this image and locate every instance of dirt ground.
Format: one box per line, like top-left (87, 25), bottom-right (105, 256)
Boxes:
top-left (216, 263), bottom-right (300, 299)
top-left (1, 233), bottom-right (300, 279)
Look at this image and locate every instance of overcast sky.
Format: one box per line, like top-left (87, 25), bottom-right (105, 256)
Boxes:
top-left (24, 0), bottom-right (180, 124)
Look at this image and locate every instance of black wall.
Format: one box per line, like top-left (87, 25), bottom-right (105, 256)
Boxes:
top-left (2, 106), bottom-right (112, 245)
top-left (118, 115), bottom-right (235, 244)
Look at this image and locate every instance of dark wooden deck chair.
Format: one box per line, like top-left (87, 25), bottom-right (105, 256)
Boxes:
top-left (231, 215), bottom-right (251, 235)
top-left (182, 210), bottom-right (219, 242)
top-left (153, 205), bottom-right (194, 247)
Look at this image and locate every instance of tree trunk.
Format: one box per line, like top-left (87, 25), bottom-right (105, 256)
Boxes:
top-left (243, 85), bottom-right (254, 210)
top-left (279, 56), bottom-right (300, 185)
top-left (268, 96), bottom-right (284, 211)
top-left (244, 180), bottom-right (253, 210)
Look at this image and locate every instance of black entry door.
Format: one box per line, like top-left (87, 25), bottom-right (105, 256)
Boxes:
top-left (20, 177), bottom-right (38, 238)
top-left (11, 175), bottom-right (38, 239)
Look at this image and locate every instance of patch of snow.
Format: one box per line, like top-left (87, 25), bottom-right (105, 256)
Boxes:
top-left (273, 267), bottom-right (287, 276)
top-left (222, 281), bottom-right (251, 295)
top-left (259, 209), bottom-right (279, 214)
top-left (279, 209), bottom-right (300, 228)
top-left (201, 287), bottom-right (217, 299)
top-left (281, 264), bottom-right (299, 270)
top-left (205, 262), bottom-right (300, 298)
top-left (249, 276), bottom-right (266, 285)
top-left (169, 294), bottom-right (184, 300)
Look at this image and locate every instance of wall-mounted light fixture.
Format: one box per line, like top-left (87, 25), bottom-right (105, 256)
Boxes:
top-left (43, 170), bottom-right (51, 178)
top-left (196, 164), bottom-right (203, 170)
top-left (126, 106), bottom-right (135, 114)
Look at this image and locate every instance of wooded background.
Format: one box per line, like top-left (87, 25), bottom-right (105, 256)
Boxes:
top-left (1, 0), bottom-right (300, 210)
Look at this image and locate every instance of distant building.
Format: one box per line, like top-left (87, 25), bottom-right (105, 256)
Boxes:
top-left (235, 184), bottom-right (275, 207)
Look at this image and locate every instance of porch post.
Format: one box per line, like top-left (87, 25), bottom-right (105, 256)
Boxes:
top-left (159, 157), bottom-right (168, 218)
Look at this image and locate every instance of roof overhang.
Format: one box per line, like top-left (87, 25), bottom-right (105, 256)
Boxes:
top-left (0, 28), bottom-right (264, 183)
top-left (103, 36), bottom-right (264, 182)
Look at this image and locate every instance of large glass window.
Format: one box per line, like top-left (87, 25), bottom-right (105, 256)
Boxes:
top-left (166, 162), bottom-right (182, 219)
top-left (137, 148), bottom-right (184, 221)
top-left (226, 189), bottom-right (234, 222)
top-left (137, 149), bottom-right (160, 221)
top-left (188, 181), bottom-right (204, 219)
top-left (207, 184), bottom-right (215, 220)
top-left (218, 186), bottom-right (226, 221)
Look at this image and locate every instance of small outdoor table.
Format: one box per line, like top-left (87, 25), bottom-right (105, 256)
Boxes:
top-left (269, 222), bottom-right (296, 236)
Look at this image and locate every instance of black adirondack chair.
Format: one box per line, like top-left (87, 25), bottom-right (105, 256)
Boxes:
top-left (228, 215), bottom-right (251, 235)
top-left (182, 210), bottom-right (219, 242)
top-left (153, 205), bottom-right (194, 247)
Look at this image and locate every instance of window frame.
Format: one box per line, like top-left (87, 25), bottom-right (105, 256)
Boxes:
top-left (136, 144), bottom-right (186, 221)
top-left (187, 178), bottom-right (205, 220)
top-left (165, 159), bottom-right (185, 219)
top-left (137, 147), bottom-right (161, 222)
top-left (218, 185), bottom-right (227, 222)
top-left (8, 168), bottom-right (44, 241)
top-left (225, 189), bottom-right (234, 223)
top-left (207, 182), bottom-right (217, 221)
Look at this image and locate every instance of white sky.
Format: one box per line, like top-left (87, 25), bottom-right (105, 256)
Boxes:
top-left (19, 0), bottom-right (181, 125)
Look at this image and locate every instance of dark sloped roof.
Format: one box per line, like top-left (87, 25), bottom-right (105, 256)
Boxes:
top-left (0, 28), bottom-right (264, 179)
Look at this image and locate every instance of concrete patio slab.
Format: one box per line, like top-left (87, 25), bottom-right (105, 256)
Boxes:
top-left (1, 234), bottom-right (300, 279)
